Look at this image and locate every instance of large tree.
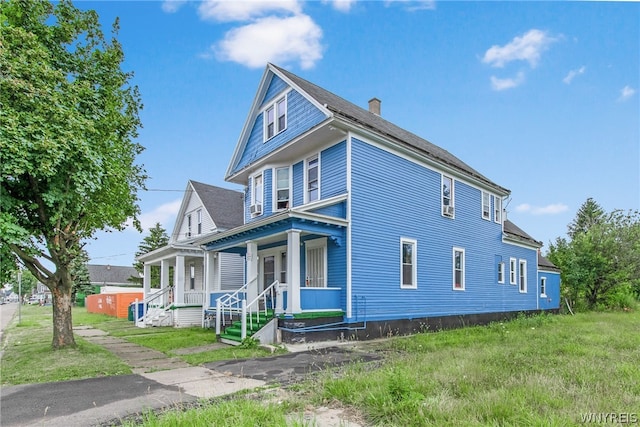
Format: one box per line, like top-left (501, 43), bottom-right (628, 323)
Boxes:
top-left (133, 222), bottom-right (170, 287)
top-left (0, 0), bottom-right (145, 348)
top-left (548, 199), bottom-right (640, 310)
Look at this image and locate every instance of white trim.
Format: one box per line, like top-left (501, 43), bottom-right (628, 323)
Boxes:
top-left (482, 191), bottom-right (491, 221)
top-left (498, 261), bottom-right (505, 284)
top-left (452, 247), bottom-right (465, 291)
top-left (346, 133), bottom-right (353, 319)
top-left (494, 195), bottom-right (502, 224)
top-left (400, 238), bottom-right (418, 289)
top-left (292, 193), bottom-right (347, 213)
top-left (305, 237), bottom-right (327, 288)
top-left (509, 257), bottom-right (517, 285)
top-left (250, 172), bottom-right (264, 217)
top-left (540, 276), bottom-right (547, 297)
top-left (263, 92), bottom-right (288, 142)
top-left (502, 235), bottom-right (541, 249)
top-left (305, 154), bottom-right (320, 204)
top-left (441, 174), bottom-right (455, 218)
top-left (272, 166), bottom-right (291, 211)
top-left (519, 259), bottom-right (527, 293)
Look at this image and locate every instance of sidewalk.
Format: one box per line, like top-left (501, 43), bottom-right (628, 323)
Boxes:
top-left (1, 314), bottom-right (379, 426)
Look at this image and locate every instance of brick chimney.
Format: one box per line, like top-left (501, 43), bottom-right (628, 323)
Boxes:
top-left (368, 97), bottom-right (381, 115)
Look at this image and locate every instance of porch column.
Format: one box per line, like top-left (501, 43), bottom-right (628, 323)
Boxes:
top-left (160, 259), bottom-right (170, 306)
top-left (175, 255), bottom-right (185, 305)
top-left (143, 263), bottom-right (151, 298)
top-left (204, 252), bottom-right (217, 308)
top-left (246, 241), bottom-right (258, 302)
top-left (287, 229), bottom-right (302, 314)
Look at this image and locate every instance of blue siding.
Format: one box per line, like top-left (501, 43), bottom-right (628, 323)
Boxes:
top-left (231, 83), bottom-right (327, 174)
top-left (310, 201), bottom-right (347, 219)
top-left (261, 75), bottom-right (288, 107)
top-left (292, 161), bottom-right (304, 207)
top-left (300, 288), bottom-right (342, 311)
top-left (349, 137), bottom-right (538, 321)
top-left (320, 141), bottom-right (347, 199)
top-left (538, 270), bottom-right (561, 310)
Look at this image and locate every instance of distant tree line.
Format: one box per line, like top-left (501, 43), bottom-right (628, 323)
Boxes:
top-left (548, 198), bottom-right (640, 311)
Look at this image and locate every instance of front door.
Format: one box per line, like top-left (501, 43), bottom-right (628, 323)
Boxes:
top-left (262, 255), bottom-right (275, 292)
top-left (305, 242), bottom-right (325, 288)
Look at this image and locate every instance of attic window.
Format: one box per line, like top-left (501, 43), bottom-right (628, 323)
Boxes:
top-left (264, 96), bottom-right (287, 141)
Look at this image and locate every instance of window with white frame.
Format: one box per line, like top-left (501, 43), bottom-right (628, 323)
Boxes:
top-left (251, 174), bottom-right (263, 215)
top-left (264, 96), bottom-right (287, 141)
top-left (305, 238), bottom-right (326, 288)
top-left (197, 209), bottom-right (202, 235)
top-left (280, 251), bottom-right (287, 283)
top-left (540, 276), bottom-right (547, 296)
top-left (306, 155), bottom-right (319, 203)
top-left (189, 263), bottom-right (195, 290)
top-left (494, 196), bottom-right (502, 223)
top-left (186, 214), bottom-right (192, 237)
top-left (275, 167), bottom-right (290, 210)
top-left (400, 238), bottom-right (417, 289)
top-left (519, 260), bottom-right (527, 293)
top-left (453, 247), bottom-right (465, 290)
top-left (509, 257), bottom-right (517, 285)
top-left (442, 175), bottom-right (454, 217)
top-left (498, 261), bottom-right (505, 284)
top-left (482, 191), bottom-right (491, 220)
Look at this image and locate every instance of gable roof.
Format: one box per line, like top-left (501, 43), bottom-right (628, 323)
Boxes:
top-left (87, 264), bottom-right (139, 285)
top-left (538, 254), bottom-right (561, 271)
top-left (189, 180), bottom-right (244, 230)
top-left (268, 64), bottom-right (509, 195)
top-left (503, 219), bottom-right (543, 248)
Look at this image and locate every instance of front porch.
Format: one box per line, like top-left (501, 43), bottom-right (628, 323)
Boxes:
top-left (201, 212), bottom-right (348, 344)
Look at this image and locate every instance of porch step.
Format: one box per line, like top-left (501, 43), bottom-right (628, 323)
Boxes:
top-left (219, 311), bottom-right (275, 345)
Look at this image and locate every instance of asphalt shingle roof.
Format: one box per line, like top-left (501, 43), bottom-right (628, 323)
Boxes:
top-left (87, 264), bottom-right (139, 285)
top-left (189, 180), bottom-right (244, 230)
top-left (271, 64), bottom-right (509, 195)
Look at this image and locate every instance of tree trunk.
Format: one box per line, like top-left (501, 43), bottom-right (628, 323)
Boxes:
top-left (50, 275), bottom-right (76, 349)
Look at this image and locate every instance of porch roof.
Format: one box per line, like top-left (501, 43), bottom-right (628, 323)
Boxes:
top-left (198, 210), bottom-right (347, 252)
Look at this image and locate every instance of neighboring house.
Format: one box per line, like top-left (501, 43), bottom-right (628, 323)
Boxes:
top-left (136, 180), bottom-right (245, 327)
top-left (87, 264), bottom-right (140, 289)
top-left (199, 63), bottom-right (560, 344)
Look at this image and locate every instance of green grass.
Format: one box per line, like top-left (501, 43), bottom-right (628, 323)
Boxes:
top-left (114, 310), bottom-right (640, 426)
top-left (0, 305), bottom-right (279, 386)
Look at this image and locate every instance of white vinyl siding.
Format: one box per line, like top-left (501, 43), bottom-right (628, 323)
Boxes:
top-left (400, 238), bottom-right (417, 289)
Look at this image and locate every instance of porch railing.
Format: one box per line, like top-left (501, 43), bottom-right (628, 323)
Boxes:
top-left (215, 278), bottom-right (253, 335)
top-left (242, 280), bottom-right (279, 340)
top-left (134, 286), bottom-right (173, 326)
top-left (184, 291), bottom-right (204, 305)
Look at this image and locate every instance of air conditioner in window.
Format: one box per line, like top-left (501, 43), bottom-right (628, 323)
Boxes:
top-left (250, 203), bottom-right (262, 215)
top-left (443, 205), bottom-right (455, 217)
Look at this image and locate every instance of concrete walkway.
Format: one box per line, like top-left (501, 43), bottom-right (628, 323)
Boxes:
top-left (1, 312), bottom-right (379, 426)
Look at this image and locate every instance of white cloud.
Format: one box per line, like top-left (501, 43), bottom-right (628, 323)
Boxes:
top-left (515, 203), bottom-right (569, 215)
top-left (215, 14), bottom-right (323, 69)
top-left (618, 85), bottom-right (636, 102)
top-left (563, 66), bottom-right (586, 84)
top-left (161, 0), bottom-right (187, 13)
top-left (198, 0), bottom-right (301, 22)
top-left (490, 72), bottom-right (525, 91)
top-left (384, 0), bottom-right (436, 10)
top-left (482, 29), bottom-right (556, 68)
top-left (322, 0), bottom-right (357, 12)
top-left (130, 199), bottom-right (182, 232)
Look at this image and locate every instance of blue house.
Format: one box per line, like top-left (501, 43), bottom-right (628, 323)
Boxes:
top-left (202, 63), bottom-right (560, 344)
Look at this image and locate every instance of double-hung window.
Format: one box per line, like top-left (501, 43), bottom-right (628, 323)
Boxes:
top-left (400, 238), bottom-right (417, 289)
top-left (497, 261), bottom-right (505, 284)
top-left (540, 277), bottom-right (547, 296)
top-left (197, 209), bottom-right (202, 235)
top-left (509, 258), bottom-right (517, 285)
top-left (482, 191), bottom-right (491, 220)
top-left (306, 155), bottom-right (319, 203)
top-left (186, 214), bottom-right (192, 237)
top-left (275, 167), bottom-right (290, 210)
top-left (519, 260), bottom-right (527, 293)
top-left (453, 247), bottom-right (465, 290)
top-left (494, 196), bottom-right (502, 223)
top-left (251, 173), bottom-right (263, 216)
top-left (189, 264), bottom-right (195, 290)
top-left (264, 96), bottom-right (287, 140)
top-left (442, 175), bottom-right (454, 217)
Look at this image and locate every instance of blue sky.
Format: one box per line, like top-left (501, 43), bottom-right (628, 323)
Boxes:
top-left (81, 0), bottom-right (639, 267)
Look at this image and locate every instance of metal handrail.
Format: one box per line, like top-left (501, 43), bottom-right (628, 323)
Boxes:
top-left (242, 280), bottom-right (279, 339)
top-left (215, 277), bottom-right (255, 335)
